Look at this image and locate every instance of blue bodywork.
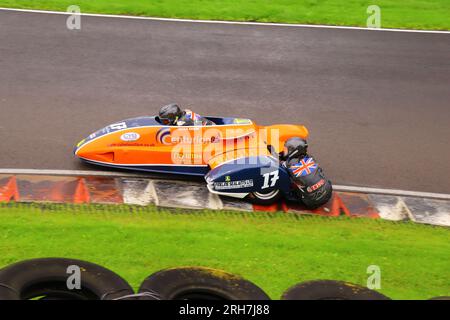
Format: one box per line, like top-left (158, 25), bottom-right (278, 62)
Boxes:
top-left (205, 155), bottom-right (293, 198)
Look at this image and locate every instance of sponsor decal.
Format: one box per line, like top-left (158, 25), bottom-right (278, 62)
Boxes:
top-left (233, 118), bottom-right (252, 124)
top-left (157, 128), bottom-right (220, 145)
top-left (120, 132), bottom-right (140, 142)
top-left (175, 127), bottom-right (200, 131)
top-left (225, 176), bottom-right (231, 182)
top-left (170, 135), bottom-right (220, 144)
top-left (311, 187), bottom-right (327, 200)
top-left (109, 122), bottom-right (127, 130)
top-left (173, 153), bottom-right (202, 160)
top-left (76, 139), bottom-right (86, 148)
top-left (156, 128), bottom-right (171, 145)
top-left (108, 143), bottom-right (154, 147)
top-left (307, 179), bottom-right (325, 193)
top-left (214, 179), bottom-right (254, 190)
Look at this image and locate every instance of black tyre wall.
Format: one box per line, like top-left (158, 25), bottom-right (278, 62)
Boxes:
top-left (0, 258), bottom-right (134, 300)
top-left (281, 280), bottom-right (390, 300)
top-left (139, 267), bottom-right (270, 300)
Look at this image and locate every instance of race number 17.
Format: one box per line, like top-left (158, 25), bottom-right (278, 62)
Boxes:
top-left (262, 171), bottom-right (279, 189)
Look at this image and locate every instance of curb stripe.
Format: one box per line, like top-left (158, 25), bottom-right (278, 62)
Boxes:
top-left (0, 176), bottom-right (19, 202)
top-left (0, 173), bottom-right (448, 226)
top-left (1, 168), bottom-right (449, 200)
top-left (0, 169), bottom-right (151, 178)
top-left (73, 178), bottom-right (90, 203)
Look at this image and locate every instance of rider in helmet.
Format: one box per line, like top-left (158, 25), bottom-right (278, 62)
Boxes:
top-left (281, 137), bottom-right (332, 209)
top-left (158, 103), bottom-right (214, 126)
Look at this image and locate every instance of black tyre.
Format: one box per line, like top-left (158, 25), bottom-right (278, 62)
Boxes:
top-left (281, 280), bottom-right (390, 300)
top-left (138, 267), bottom-right (270, 300)
top-left (0, 258), bottom-right (134, 300)
top-left (248, 189), bottom-right (281, 205)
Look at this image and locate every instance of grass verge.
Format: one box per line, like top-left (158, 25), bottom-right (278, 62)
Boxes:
top-left (0, 0), bottom-right (449, 31)
top-left (0, 202), bottom-right (449, 299)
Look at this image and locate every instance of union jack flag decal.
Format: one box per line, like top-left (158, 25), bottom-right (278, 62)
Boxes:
top-left (290, 157), bottom-right (318, 177)
top-left (185, 109), bottom-right (201, 121)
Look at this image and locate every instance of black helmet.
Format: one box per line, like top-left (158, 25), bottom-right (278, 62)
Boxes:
top-left (283, 137), bottom-right (308, 159)
top-left (159, 103), bottom-right (183, 125)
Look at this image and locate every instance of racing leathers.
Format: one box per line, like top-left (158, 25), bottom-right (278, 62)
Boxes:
top-left (283, 155), bottom-right (332, 209)
top-left (176, 109), bottom-right (215, 126)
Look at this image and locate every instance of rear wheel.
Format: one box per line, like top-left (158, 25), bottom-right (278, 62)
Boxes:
top-left (248, 189), bottom-right (281, 205)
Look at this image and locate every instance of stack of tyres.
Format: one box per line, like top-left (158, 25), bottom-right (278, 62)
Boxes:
top-left (0, 258), bottom-right (393, 300)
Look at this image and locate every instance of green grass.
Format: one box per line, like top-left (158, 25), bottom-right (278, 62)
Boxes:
top-left (0, 203), bottom-right (449, 299)
top-left (0, 0), bottom-right (449, 30)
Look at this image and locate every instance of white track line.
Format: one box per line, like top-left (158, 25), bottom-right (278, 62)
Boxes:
top-left (1, 168), bottom-right (449, 200)
top-left (1, 7), bottom-right (449, 34)
top-left (332, 185), bottom-right (450, 200)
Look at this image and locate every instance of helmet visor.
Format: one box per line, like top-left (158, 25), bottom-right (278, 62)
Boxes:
top-left (160, 117), bottom-right (171, 125)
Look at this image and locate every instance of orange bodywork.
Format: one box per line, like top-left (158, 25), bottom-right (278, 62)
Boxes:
top-left (75, 118), bottom-right (308, 173)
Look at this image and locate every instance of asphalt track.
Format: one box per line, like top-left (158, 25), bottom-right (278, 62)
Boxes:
top-left (0, 10), bottom-right (449, 193)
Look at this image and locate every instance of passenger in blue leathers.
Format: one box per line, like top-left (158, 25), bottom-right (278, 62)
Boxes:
top-left (280, 137), bottom-right (333, 209)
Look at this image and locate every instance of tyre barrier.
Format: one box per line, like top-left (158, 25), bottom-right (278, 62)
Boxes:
top-left (138, 267), bottom-right (270, 300)
top-left (1, 258), bottom-right (435, 300)
top-left (281, 280), bottom-right (390, 300)
top-left (428, 296), bottom-right (450, 300)
top-left (0, 258), bottom-right (133, 300)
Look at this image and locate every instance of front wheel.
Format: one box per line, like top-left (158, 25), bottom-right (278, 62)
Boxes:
top-left (247, 189), bottom-right (281, 205)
